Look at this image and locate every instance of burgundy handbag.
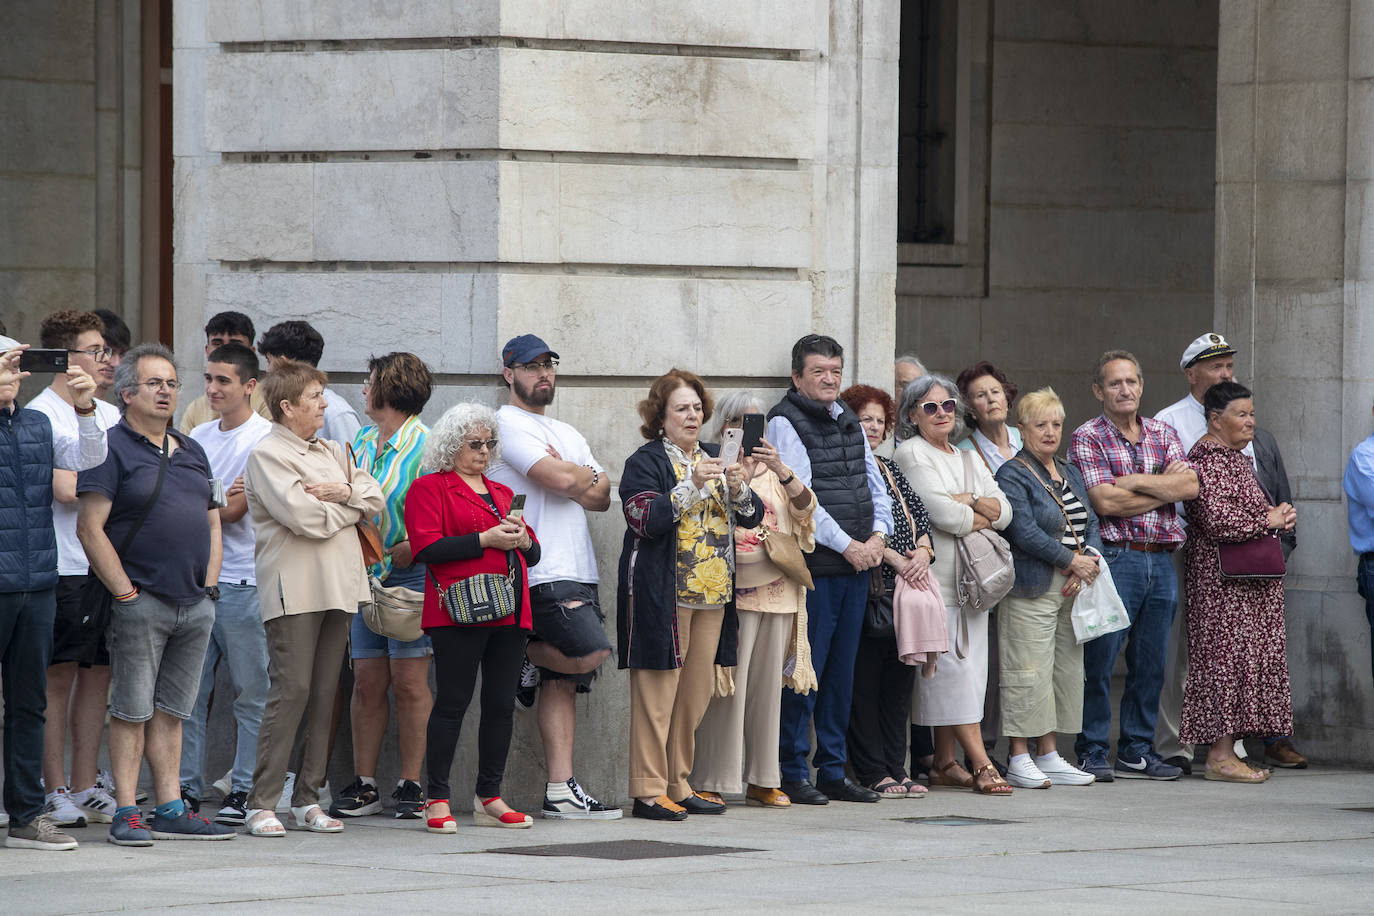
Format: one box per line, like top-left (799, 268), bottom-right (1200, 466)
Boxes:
top-left (1217, 531), bottom-right (1286, 579)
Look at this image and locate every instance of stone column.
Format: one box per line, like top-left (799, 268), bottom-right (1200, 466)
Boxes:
top-left (179, 0), bottom-right (898, 803)
top-left (1215, 0), bottom-right (1374, 762)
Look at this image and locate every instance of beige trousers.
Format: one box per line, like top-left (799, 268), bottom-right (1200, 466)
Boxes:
top-left (246, 609), bottom-right (351, 811)
top-left (997, 573), bottom-right (1083, 738)
top-left (628, 606), bottom-right (723, 800)
top-left (692, 609), bottom-right (792, 794)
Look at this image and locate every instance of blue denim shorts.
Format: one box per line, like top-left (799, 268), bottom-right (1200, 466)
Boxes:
top-left (107, 590), bottom-right (214, 722)
top-left (350, 563), bottom-right (432, 660)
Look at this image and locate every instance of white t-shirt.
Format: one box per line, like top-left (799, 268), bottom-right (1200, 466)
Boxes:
top-left (190, 412), bottom-right (273, 584)
top-left (26, 387), bottom-right (121, 576)
top-left (486, 404), bottom-right (603, 586)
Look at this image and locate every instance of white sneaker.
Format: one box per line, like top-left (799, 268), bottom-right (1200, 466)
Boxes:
top-left (42, 787), bottom-right (88, 827)
top-left (1004, 756), bottom-right (1051, 789)
top-left (275, 772), bottom-right (296, 811)
top-left (1035, 752), bottom-right (1096, 786)
top-left (212, 770), bottom-right (233, 798)
top-left (69, 784), bottom-right (117, 823)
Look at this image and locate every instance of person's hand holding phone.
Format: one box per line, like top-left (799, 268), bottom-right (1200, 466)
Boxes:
top-left (0, 346), bottom-right (30, 390)
top-left (691, 455), bottom-right (723, 489)
top-left (482, 517), bottom-right (525, 550)
top-left (66, 364), bottom-right (97, 412)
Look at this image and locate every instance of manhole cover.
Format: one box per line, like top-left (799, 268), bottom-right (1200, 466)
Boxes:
top-left (489, 839), bottom-right (762, 860)
top-left (895, 816), bottom-right (1018, 826)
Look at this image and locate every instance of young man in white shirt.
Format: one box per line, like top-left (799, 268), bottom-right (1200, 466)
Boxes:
top-left (27, 311), bottom-right (124, 828)
top-left (486, 334), bottom-right (620, 819)
top-left (179, 343), bottom-right (274, 825)
top-left (176, 311), bottom-right (271, 434)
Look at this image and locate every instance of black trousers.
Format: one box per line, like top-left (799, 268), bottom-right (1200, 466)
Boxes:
top-left (847, 630), bottom-right (916, 785)
top-left (426, 624), bottom-right (526, 801)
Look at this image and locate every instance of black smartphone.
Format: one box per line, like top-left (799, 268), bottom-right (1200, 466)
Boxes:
top-left (19, 349), bottom-right (68, 373)
top-left (508, 493), bottom-right (527, 521)
top-left (741, 413), bottom-right (765, 455)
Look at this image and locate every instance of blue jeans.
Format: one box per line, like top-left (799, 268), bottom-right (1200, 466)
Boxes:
top-left (1075, 546), bottom-right (1177, 761)
top-left (0, 589), bottom-right (55, 824)
top-left (779, 571), bottom-right (867, 784)
top-left (179, 584), bottom-right (269, 796)
top-left (1358, 555), bottom-right (1374, 685)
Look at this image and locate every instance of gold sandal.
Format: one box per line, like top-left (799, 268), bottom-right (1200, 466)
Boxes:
top-left (929, 760), bottom-right (974, 789)
top-left (973, 763), bottom-right (1014, 795)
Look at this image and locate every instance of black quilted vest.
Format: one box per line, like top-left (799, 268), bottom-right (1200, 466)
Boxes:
top-left (768, 390), bottom-right (874, 577)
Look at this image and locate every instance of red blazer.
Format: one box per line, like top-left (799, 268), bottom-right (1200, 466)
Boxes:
top-left (405, 470), bottom-right (536, 631)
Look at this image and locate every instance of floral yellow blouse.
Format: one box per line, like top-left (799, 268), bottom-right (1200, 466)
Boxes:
top-left (664, 440), bottom-right (751, 607)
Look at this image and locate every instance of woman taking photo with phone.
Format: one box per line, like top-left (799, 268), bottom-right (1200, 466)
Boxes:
top-left (617, 370), bottom-right (764, 820)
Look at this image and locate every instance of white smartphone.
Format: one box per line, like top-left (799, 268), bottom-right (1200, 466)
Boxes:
top-left (720, 428), bottom-right (743, 467)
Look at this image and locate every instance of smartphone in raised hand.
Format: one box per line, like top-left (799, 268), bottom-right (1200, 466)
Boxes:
top-left (741, 413), bottom-right (765, 456)
top-left (720, 428), bottom-right (743, 467)
top-left (19, 349), bottom-right (68, 374)
top-left (508, 493), bottom-right (527, 521)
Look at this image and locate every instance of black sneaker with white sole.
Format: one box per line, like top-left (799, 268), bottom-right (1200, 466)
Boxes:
top-left (330, 777), bottom-right (382, 817)
top-left (215, 791), bottom-right (248, 826)
top-left (515, 657), bottom-right (540, 709)
top-left (391, 779), bottom-right (425, 819)
top-left (541, 778), bottom-right (623, 820)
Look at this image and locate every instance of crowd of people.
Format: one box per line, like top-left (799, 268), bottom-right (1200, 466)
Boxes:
top-left (0, 309), bottom-right (1329, 851)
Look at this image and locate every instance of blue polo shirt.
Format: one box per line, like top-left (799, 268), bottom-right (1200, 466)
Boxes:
top-left (77, 420), bottom-right (214, 603)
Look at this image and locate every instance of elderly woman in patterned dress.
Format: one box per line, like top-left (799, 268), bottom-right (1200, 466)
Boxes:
top-left (1181, 382), bottom-right (1296, 784)
top-left (616, 369), bottom-right (765, 820)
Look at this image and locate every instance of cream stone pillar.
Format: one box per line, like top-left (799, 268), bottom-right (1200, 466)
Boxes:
top-left (176, 0), bottom-right (898, 803)
top-left (1215, 0), bottom-right (1374, 762)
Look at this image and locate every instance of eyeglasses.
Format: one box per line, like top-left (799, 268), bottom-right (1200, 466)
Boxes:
top-left (463, 438), bottom-right (499, 451)
top-left (138, 378), bottom-right (180, 392)
top-left (70, 346), bottom-right (112, 362)
top-left (918, 398), bottom-right (958, 416)
top-left (514, 359), bottom-right (559, 373)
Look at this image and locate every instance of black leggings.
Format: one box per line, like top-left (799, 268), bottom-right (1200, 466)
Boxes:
top-left (426, 625), bottom-right (527, 801)
top-left (847, 630), bottom-right (916, 785)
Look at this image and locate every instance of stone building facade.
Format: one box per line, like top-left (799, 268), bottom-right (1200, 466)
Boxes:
top-left (2, 0), bottom-right (1371, 797)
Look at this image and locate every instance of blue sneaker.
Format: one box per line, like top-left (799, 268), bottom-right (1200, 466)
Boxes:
top-left (1077, 751), bottom-right (1114, 783)
top-left (149, 808), bottom-right (236, 840)
top-left (1114, 751), bottom-right (1182, 781)
top-left (107, 809), bottom-right (154, 847)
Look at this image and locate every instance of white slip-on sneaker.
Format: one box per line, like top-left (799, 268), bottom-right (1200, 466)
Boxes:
top-left (1035, 752), bottom-right (1096, 786)
top-left (1004, 756), bottom-right (1052, 789)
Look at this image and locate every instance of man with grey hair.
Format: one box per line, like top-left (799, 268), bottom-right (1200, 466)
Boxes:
top-left (1067, 349), bottom-right (1196, 783)
top-left (77, 343), bottom-right (234, 845)
top-left (894, 355), bottom-right (926, 402)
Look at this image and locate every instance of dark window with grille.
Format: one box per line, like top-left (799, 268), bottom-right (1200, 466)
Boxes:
top-left (897, 0), bottom-right (958, 245)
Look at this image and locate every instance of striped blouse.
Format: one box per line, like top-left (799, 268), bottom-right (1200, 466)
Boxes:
top-left (352, 414), bottom-right (430, 581)
top-left (1058, 477), bottom-right (1091, 550)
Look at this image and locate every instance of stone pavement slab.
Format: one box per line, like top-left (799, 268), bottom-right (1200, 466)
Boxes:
top-left (3, 766), bottom-right (1372, 914)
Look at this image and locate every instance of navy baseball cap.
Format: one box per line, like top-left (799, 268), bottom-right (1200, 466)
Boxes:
top-left (502, 334), bottom-right (559, 368)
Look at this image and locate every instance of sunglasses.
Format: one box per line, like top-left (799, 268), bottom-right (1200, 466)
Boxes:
top-left (463, 438), bottom-right (499, 451)
top-left (918, 398), bottom-right (958, 416)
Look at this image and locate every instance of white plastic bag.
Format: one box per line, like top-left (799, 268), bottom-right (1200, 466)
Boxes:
top-left (1071, 546), bottom-right (1131, 644)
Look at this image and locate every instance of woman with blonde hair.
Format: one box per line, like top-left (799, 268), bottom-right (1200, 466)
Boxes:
top-left (993, 387), bottom-right (1102, 788)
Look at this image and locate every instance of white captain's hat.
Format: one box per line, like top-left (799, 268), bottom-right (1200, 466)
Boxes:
top-left (1180, 332), bottom-right (1237, 370)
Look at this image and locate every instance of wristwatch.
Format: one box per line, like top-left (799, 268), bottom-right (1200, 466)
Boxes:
top-left (205, 586), bottom-right (221, 601)
top-left (872, 531), bottom-right (889, 547)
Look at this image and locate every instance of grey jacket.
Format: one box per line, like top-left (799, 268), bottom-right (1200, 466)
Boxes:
top-left (995, 451), bottom-right (1103, 598)
top-left (1252, 426), bottom-right (1296, 559)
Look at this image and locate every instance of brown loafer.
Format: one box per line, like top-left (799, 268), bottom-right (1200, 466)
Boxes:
top-left (1264, 737), bottom-right (1309, 769)
top-left (745, 785), bottom-right (791, 808)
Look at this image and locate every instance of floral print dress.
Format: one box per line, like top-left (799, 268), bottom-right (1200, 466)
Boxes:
top-left (1180, 437), bottom-right (1293, 744)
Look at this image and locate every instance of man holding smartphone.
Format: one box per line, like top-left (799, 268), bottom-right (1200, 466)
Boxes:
top-left (0, 338), bottom-right (107, 850)
top-left (26, 312), bottom-right (125, 829)
top-left (487, 334), bottom-right (620, 819)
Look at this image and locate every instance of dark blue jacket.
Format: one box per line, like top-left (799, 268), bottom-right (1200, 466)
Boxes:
top-left (0, 406), bottom-right (59, 594)
top-left (995, 450), bottom-right (1103, 598)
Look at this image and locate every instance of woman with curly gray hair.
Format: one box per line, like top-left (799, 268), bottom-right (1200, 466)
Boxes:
top-left (895, 374), bottom-right (1014, 796)
top-left (403, 403), bottom-right (541, 832)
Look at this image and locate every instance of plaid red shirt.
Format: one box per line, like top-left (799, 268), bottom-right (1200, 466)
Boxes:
top-left (1068, 413), bottom-right (1189, 546)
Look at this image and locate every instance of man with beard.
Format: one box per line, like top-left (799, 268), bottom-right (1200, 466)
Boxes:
top-left (1068, 349), bottom-right (1197, 784)
top-left (486, 335), bottom-right (620, 819)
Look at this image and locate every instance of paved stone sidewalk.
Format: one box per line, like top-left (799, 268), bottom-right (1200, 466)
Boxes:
top-left (4, 766), bottom-right (1372, 914)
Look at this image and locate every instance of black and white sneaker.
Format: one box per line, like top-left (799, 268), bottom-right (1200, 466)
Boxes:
top-left (180, 784), bottom-right (201, 814)
top-left (215, 791), bottom-right (248, 826)
top-left (391, 779), bottom-right (425, 819)
top-left (515, 657), bottom-right (540, 709)
top-left (330, 777), bottom-right (382, 817)
top-left (542, 779), bottom-right (623, 820)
